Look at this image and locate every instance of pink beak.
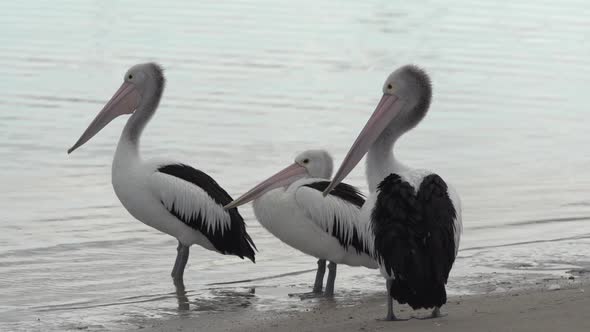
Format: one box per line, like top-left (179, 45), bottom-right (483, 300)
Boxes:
top-left (224, 163), bottom-right (308, 209)
top-left (68, 82), bottom-right (140, 154)
top-left (322, 94), bottom-right (404, 196)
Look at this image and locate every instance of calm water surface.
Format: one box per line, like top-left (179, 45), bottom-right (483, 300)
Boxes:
top-left (1, 0), bottom-right (589, 331)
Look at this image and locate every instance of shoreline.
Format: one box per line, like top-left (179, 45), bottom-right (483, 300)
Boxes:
top-left (141, 279), bottom-right (589, 332)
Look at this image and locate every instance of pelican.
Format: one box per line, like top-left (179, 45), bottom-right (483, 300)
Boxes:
top-left (323, 65), bottom-right (462, 320)
top-left (224, 150), bottom-right (378, 297)
top-left (67, 63), bottom-right (256, 283)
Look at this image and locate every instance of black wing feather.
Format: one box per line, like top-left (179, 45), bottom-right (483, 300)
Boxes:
top-left (304, 181), bottom-right (365, 208)
top-left (158, 164), bottom-right (257, 262)
top-left (303, 181), bottom-right (370, 255)
top-left (371, 173), bottom-right (456, 309)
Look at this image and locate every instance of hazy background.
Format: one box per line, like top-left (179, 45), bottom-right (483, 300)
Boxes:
top-left (1, 0), bottom-right (589, 331)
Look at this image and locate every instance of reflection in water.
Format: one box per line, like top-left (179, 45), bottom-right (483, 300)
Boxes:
top-left (174, 279), bottom-right (190, 311)
top-left (30, 280), bottom-right (258, 315)
top-left (174, 277), bottom-right (257, 313)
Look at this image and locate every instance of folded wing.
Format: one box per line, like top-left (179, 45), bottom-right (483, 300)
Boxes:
top-left (294, 180), bottom-right (372, 256)
top-left (150, 163), bottom-right (256, 261)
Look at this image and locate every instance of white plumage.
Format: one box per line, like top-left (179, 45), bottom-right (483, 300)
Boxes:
top-left (226, 150), bottom-right (377, 297)
top-left (254, 178), bottom-right (375, 267)
top-left (68, 63), bottom-right (256, 285)
top-left (152, 172), bottom-right (232, 236)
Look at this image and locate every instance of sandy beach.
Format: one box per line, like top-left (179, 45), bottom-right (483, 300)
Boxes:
top-left (142, 280), bottom-right (589, 332)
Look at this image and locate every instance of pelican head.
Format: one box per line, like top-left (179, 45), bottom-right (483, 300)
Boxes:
top-left (294, 149), bottom-right (333, 179)
top-left (67, 62), bottom-right (165, 154)
top-left (224, 149), bottom-right (334, 209)
top-left (322, 65), bottom-right (432, 195)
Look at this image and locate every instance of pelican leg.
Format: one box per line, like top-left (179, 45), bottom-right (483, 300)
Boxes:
top-left (385, 279), bottom-right (396, 320)
top-left (312, 259), bottom-right (326, 293)
top-left (174, 277), bottom-right (190, 311)
top-left (288, 259), bottom-right (328, 299)
top-left (323, 262), bottom-right (337, 297)
top-left (379, 279), bottom-right (401, 321)
top-left (171, 242), bottom-right (182, 277)
top-left (416, 306), bottom-right (447, 320)
top-left (431, 307), bottom-right (446, 318)
top-left (171, 242), bottom-right (190, 282)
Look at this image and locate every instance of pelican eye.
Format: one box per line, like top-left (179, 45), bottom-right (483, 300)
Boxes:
top-left (128, 74), bottom-right (133, 80)
top-left (303, 158), bottom-right (309, 164)
top-left (387, 84), bottom-right (393, 89)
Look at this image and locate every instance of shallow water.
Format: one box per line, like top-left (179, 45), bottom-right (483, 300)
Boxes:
top-left (1, 0), bottom-right (590, 331)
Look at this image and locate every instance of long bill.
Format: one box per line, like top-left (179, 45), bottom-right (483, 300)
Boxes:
top-left (67, 82), bottom-right (140, 154)
top-left (224, 163), bottom-right (307, 210)
top-left (322, 94), bottom-right (404, 196)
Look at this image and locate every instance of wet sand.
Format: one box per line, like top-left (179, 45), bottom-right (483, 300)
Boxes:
top-left (142, 281), bottom-right (589, 332)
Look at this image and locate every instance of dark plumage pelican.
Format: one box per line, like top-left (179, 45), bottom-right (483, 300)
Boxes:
top-left (324, 65), bottom-right (462, 320)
